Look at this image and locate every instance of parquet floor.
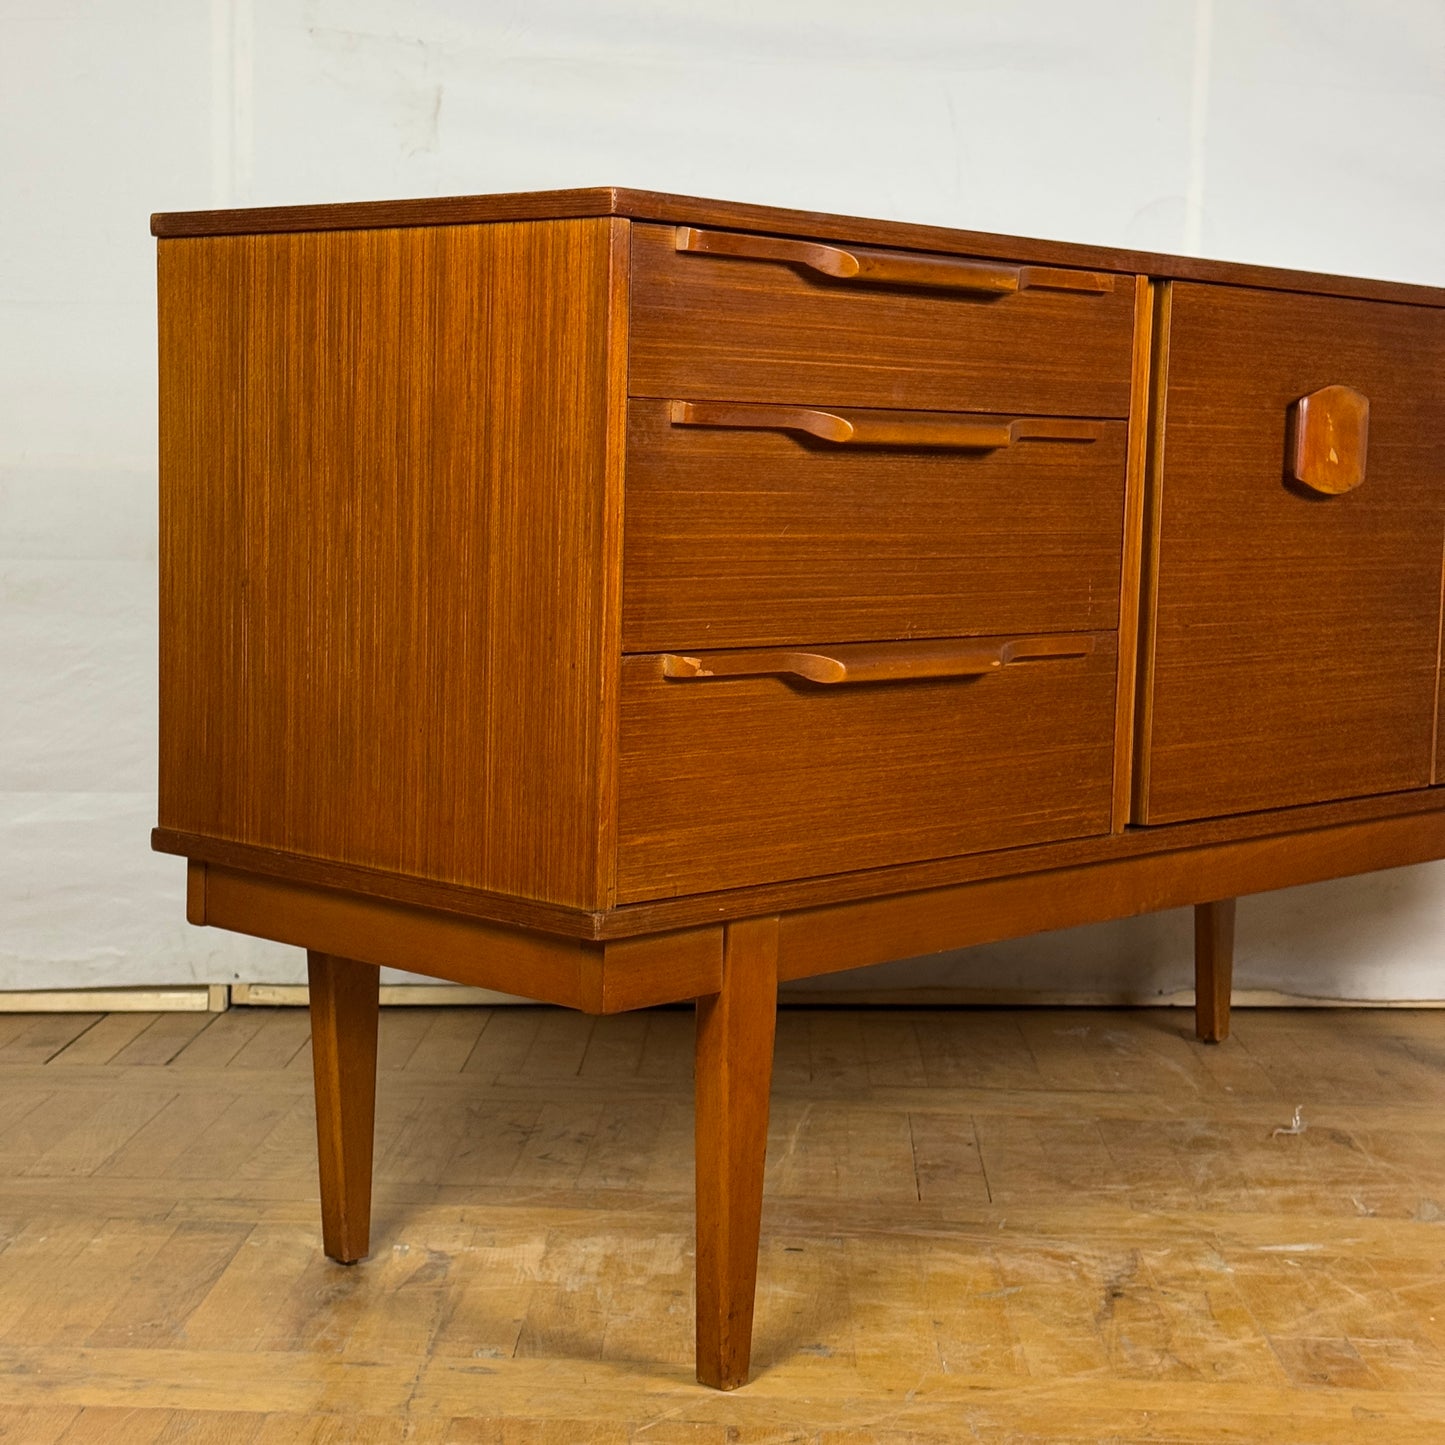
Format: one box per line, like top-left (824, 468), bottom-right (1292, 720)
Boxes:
top-left (0, 1004), bottom-right (1443, 1442)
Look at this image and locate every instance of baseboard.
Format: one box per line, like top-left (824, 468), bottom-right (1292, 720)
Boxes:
top-left (0, 985), bottom-right (230, 1013)
top-left (234, 983), bottom-right (1445, 1009)
top-left (3, 982), bottom-right (1441, 1013)
top-left (230, 982), bottom-right (527, 1007)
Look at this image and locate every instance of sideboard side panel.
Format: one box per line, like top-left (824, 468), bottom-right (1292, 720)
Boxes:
top-left (158, 218), bottom-right (625, 907)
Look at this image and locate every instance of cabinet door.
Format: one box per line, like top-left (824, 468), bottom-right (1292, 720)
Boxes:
top-left (1137, 283), bottom-right (1445, 824)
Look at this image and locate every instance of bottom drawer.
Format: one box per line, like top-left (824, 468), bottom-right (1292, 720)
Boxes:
top-left (616, 633), bottom-right (1117, 900)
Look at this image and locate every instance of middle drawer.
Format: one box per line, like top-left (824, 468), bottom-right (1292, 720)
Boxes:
top-left (622, 399), bottom-right (1128, 651)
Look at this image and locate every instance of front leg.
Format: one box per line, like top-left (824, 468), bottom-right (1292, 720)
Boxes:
top-left (694, 916), bottom-right (780, 1390)
top-left (307, 951), bottom-right (380, 1263)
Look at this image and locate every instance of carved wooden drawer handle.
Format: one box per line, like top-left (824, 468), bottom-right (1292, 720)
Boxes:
top-left (1289, 385), bottom-right (1370, 495)
top-left (661, 636), bottom-right (1095, 686)
top-left (669, 401), bottom-right (1106, 450)
top-left (676, 226), bottom-right (1114, 295)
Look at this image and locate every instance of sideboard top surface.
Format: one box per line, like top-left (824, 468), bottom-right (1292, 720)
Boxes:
top-left (149, 185), bottom-right (1445, 309)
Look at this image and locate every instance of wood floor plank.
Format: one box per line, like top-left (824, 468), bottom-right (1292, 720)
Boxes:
top-left (404, 1009), bottom-right (493, 1075)
top-left (861, 1011), bottom-right (929, 1089)
top-left (340, 1219), bottom-right (475, 1363)
top-left (806, 1011), bottom-right (871, 1091)
top-left (914, 1010), bottom-right (1042, 1091)
top-left (439, 1100), bottom-right (541, 1190)
top-left (634, 1008), bottom-right (692, 1083)
top-left (163, 1094), bottom-right (296, 1181)
top-left (427, 1226), bottom-right (536, 1364)
top-left (574, 1095), bottom-right (668, 1193)
top-left (11, 1217), bottom-right (176, 1349)
top-left (0, 1404), bottom-right (81, 1442)
top-left (510, 1011), bottom-right (597, 1083)
top-left (506, 1101), bottom-right (600, 1190)
top-left (0, 1087), bottom-right (52, 1143)
top-left (0, 1015), bottom-right (102, 1066)
top-left (94, 1090), bottom-right (237, 1179)
top-left (168, 1009), bottom-right (271, 1068)
top-left (906, 1109), bottom-right (992, 1205)
top-left (83, 1220), bottom-right (253, 1349)
top-left (182, 1223), bottom-right (321, 1352)
top-left (151, 1411), bottom-right (265, 1443)
top-left (228, 1010), bottom-right (312, 1070)
top-left (47, 1013), bottom-right (162, 1067)
top-left (235, 1098), bottom-right (318, 1183)
top-left (23, 1090), bottom-right (175, 1178)
top-left (377, 1009), bottom-right (439, 1073)
top-left (253, 1414), bottom-right (410, 1444)
top-left (0, 1014), bottom-right (47, 1050)
top-left (461, 1009), bottom-right (544, 1079)
top-left (577, 1011), bottom-right (650, 1083)
top-left (377, 1093), bottom-right (473, 1191)
top-left (107, 1012), bottom-right (219, 1067)
top-left (0, 1218), bottom-right (111, 1337)
top-left (0, 1088), bottom-right (115, 1172)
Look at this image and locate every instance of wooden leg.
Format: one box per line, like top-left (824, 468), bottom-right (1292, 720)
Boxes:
top-left (694, 916), bottom-right (779, 1390)
top-left (307, 951), bottom-right (380, 1264)
top-left (1194, 899), bottom-right (1236, 1044)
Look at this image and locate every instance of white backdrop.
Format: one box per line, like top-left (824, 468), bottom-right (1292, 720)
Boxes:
top-left (3, 0), bottom-right (1444, 996)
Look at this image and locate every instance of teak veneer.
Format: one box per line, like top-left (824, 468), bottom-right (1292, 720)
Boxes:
top-left (151, 187), bottom-right (1445, 1389)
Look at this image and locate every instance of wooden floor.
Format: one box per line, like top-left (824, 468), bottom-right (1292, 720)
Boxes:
top-left (0, 1004), bottom-right (1443, 1442)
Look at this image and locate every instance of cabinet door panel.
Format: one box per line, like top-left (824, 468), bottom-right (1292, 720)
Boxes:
top-left (1138, 284), bottom-right (1445, 824)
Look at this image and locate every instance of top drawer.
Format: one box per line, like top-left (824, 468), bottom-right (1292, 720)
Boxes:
top-left (629, 223), bottom-right (1137, 417)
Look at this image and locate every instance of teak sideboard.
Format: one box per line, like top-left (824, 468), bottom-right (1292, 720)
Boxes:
top-left (151, 188), bottom-right (1445, 1389)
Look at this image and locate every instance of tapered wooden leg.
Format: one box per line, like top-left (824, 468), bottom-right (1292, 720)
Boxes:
top-left (307, 951), bottom-right (380, 1263)
top-left (1194, 899), bottom-right (1236, 1044)
top-left (694, 916), bottom-right (779, 1391)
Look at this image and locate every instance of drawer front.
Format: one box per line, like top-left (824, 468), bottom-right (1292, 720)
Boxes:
top-left (1138, 283), bottom-right (1445, 823)
top-left (629, 224), bottom-right (1137, 418)
top-left (616, 633), bottom-right (1117, 900)
top-left (623, 399), bottom-right (1128, 651)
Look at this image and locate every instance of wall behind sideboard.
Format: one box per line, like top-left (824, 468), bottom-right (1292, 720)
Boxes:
top-left (3, 0), bottom-right (1444, 997)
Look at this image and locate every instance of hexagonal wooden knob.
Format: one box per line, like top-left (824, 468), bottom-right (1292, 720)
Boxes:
top-left (1289, 385), bottom-right (1369, 495)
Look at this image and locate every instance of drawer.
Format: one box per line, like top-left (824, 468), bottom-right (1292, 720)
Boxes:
top-left (628, 223), bottom-right (1137, 418)
top-left (623, 398), bottom-right (1128, 651)
top-left (616, 633), bottom-right (1117, 900)
top-left (1138, 283), bottom-right (1445, 823)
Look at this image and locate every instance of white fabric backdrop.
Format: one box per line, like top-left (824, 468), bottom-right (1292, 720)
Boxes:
top-left (3, 0), bottom-right (1444, 994)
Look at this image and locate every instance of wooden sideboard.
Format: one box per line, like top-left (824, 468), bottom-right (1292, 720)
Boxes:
top-left (150, 188), bottom-right (1445, 1389)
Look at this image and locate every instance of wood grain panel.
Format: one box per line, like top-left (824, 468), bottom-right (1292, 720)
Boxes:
top-left (617, 635), bottom-right (1117, 900)
top-left (629, 223), bottom-right (1137, 418)
top-left (153, 185), bottom-right (1445, 309)
top-left (157, 219), bottom-right (627, 907)
top-left (622, 400), bottom-right (1127, 650)
top-left (1138, 283), bottom-right (1445, 823)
